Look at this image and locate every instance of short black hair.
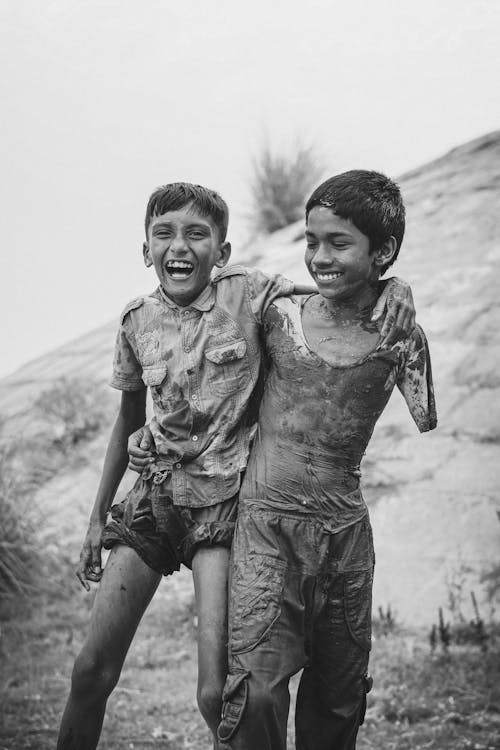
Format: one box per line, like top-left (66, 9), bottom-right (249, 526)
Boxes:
top-left (305, 170), bottom-right (405, 273)
top-left (145, 182), bottom-right (229, 241)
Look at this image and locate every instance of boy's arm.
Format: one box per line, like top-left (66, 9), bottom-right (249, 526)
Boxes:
top-left (372, 277), bottom-right (416, 348)
top-left (396, 325), bottom-right (437, 433)
top-left (292, 283), bottom-right (317, 295)
top-left (76, 388), bottom-right (146, 590)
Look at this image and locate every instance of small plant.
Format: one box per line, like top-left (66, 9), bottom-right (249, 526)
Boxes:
top-left (430, 595), bottom-right (489, 653)
top-left (373, 604), bottom-right (399, 637)
top-left (438, 606), bottom-right (452, 651)
top-left (249, 141), bottom-right (323, 234)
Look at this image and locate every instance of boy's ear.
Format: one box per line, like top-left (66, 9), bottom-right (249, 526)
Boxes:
top-left (215, 241), bottom-right (231, 268)
top-left (373, 236), bottom-right (397, 269)
top-left (143, 241), bottom-right (153, 268)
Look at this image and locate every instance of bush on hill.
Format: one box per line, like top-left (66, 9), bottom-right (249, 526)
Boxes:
top-left (0, 377), bottom-right (116, 600)
top-left (249, 142), bottom-right (323, 233)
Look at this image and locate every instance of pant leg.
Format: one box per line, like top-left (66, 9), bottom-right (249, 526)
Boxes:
top-left (295, 517), bottom-right (375, 750)
top-left (218, 506), bottom-right (316, 750)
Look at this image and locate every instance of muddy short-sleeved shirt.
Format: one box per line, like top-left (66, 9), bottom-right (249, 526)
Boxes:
top-left (240, 295), bottom-right (437, 531)
top-left (110, 265), bottom-right (294, 507)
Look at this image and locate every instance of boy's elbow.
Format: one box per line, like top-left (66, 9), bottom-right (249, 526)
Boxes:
top-left (119, 389), bottom-right (147, 431)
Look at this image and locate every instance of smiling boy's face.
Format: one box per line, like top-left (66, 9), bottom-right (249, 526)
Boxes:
top-left (143, 204), bottom-right (231, 306)
top-left (305, 206), bottom-right (382, 302)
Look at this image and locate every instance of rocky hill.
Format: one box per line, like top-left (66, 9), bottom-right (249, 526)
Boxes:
top-left (2, 131), bottom-right (499, 624)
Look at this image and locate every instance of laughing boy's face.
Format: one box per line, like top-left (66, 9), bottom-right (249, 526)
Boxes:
top-left (143, 204), bottom-right (230, 306)
top-left (305, 206), bottom-right (377, 302)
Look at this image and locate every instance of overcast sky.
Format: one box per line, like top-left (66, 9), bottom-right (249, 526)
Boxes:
top-left (1, 0), bottom-right (499, 378)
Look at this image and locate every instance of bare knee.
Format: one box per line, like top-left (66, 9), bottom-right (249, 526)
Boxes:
top-left (71, 649), bottom-right (121, 701)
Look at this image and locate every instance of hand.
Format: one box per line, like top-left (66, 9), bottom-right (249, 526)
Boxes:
top-left (76, 520), bottom-right (105, 591)
top-left (372, 277), bottom-right (416, 348)
top-left (128, 424), bottom-right (155, 473)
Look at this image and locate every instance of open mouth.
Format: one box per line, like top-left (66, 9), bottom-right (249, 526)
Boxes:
top-left (315, 271), bottom-right (343, 282)
top-left (165, 260), bottom-right (194, 280)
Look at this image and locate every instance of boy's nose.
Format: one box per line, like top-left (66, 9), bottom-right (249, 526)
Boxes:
top-left (170, 234), bottom-right (189, 253)
top-left (314, 242), bottom-right (333, 266)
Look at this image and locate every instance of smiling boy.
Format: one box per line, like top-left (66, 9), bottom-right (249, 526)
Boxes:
top-left (56, 182), bottom-right (416, 750)
top-left (217, 171), bottom-right (437, 750)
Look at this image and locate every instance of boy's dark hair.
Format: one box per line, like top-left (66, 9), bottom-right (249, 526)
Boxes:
top-left (305, 170), bottom-right (405, 273)
top-left (145, 182), bottom-right (229, 242)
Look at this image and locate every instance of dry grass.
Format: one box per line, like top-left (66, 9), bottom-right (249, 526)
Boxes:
top-left (1, 580), bottom-right (500, 749)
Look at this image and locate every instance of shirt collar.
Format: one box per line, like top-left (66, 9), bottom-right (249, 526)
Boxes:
top-left (157, 282), bottom-right (215, 312)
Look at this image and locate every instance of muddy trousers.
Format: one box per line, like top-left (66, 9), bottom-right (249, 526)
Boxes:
top-left (218, 504), bottom-right (374, 750)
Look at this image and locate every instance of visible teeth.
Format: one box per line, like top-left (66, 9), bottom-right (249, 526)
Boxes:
top-left (316, 272), bottom-right (342, 281)
top-left (167, 261), bottom-right (193, 269)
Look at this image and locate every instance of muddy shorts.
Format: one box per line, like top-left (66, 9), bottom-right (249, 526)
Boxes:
top-left (102, 470), bottom-right (238, 575)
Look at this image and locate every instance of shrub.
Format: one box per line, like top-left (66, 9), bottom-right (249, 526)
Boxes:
top-left (32, 376), bottom-right (115, 452)
top-left (249, 142), bottom-right (323, 233)
top-left (0, 377), bottom-right (116, 599)
top-left (0, 444), bottom-right (40, 598)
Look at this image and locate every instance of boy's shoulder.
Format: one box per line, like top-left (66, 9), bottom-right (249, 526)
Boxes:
top-left (119, 290), bottom-right (162, 324)
top-left (212, 264), bottom-right (254, 283)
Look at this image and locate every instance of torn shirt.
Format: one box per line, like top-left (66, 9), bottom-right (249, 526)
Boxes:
top-left (240, 295), bottom-right (437, 531)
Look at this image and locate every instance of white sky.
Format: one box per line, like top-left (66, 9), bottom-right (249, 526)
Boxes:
top-left (1, 0), bottom-right (499, 378)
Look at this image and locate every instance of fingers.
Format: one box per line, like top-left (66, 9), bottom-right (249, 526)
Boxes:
top-left (128, 428), bottom-right (154, 473)
top-left (371, 286), bottom-right (388, 322)
top-left (379, 324), bottom-right (406, 349)
top-left (76, 547), bottom-right (91, 591)
top-left (140, 424), bottom-right (153, 450)
top-left (75, 541), bottom-right (103, 590)
top-left (128, 453), bottom-right (153, 473)
top-left (89, 543), bottom-right (102, 580)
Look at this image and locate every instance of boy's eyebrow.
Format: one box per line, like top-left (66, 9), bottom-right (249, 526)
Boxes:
top-left (152, 219), bottom-right (211, 231)
top-left (305, 229), bottom-right (353, 239)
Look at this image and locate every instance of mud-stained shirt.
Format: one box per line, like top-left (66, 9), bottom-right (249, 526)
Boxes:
top-left (240, 295), bottom-right (437, 531)
top-left (110, 265), bottom-right (294, 507)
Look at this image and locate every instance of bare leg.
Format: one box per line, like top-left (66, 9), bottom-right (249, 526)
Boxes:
top-left (192, 546), bottom-right (230, 749)
top-left (57, 545), bottom-right (161, 750)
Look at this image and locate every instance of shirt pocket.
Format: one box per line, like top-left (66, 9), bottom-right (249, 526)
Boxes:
top-left (142, 363), bottom-right (168, 388)
top-left (204, 339), bottom-right (250, 396)
top-left (142, 363), bottom-right (175, 411)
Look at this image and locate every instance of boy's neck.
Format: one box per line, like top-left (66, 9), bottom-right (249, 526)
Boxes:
top-left (315, 282), bottom-right (379, 322)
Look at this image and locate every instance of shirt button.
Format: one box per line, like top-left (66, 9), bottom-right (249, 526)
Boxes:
top-left (192, 435), bottom-right (198, 442)
top-left (175, 462), bottom-right (182, 469)
top-left (301, 499), bottom-right (307, 506)
top-left (183, 310), bottom-right (189, 316)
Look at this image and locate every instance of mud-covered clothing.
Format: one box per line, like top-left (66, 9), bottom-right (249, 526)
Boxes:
top-left (110, 266), bottom-right (293, 508)
top-left (219, 294), bottom-right (437, 749)
top-left (241, 294), bottom-right (437, 528)
top-left (102, 469), bottom-right (238, 575)
top-left (218, 510), bottom-right (374, 750)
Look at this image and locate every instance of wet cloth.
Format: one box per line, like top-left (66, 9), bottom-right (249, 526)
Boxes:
top-left (110, 265), bottom-right (293, 508)
top-left (102, 468), bottom-right (238, 575)
top-left (241, 294), bottom-right (437, 524)
top-left (218, 508), bottom-right (374, 750)
top-left (219, 294), bottom-right (437, 749)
